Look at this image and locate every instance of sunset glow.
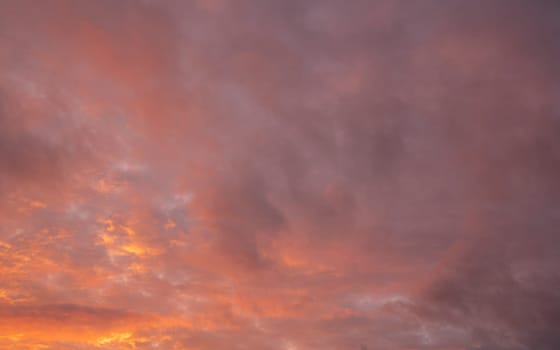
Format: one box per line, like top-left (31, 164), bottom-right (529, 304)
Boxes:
top-left (1, 1), bottom-right (560, 349)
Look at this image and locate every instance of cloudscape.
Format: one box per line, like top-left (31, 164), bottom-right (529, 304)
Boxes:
top-left (1, 1), bottom-right (559, 349)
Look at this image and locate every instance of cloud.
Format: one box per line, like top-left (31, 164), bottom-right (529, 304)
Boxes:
top-left (1, 0), bottom-right (559, 349)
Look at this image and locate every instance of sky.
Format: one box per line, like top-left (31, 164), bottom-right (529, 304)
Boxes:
top-left (0, 0), bottom-right (559, 349)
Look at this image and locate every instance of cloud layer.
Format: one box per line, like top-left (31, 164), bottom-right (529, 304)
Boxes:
top-left (1, 1), bottom-right (559, 349)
